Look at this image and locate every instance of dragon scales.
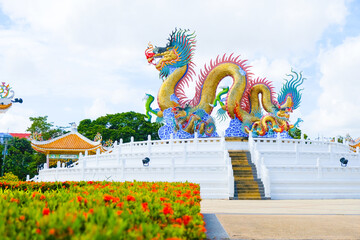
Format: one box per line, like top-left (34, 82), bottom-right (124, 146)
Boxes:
top-left (144, 29), bottom-right (304, 139)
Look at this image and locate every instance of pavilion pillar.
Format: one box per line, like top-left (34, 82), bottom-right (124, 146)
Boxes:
top-left (46, 153), bottom-right (49, 168)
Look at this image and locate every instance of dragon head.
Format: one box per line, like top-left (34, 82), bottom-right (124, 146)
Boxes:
top-left (273, 69), bottom-right (305, 120)
top-left (145, 28), bottom-right (196, 79)
top-left (277, 69), bottom-right (305, 112)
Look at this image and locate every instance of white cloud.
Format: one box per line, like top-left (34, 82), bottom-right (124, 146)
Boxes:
top-left (250, 57), bottom-right (292, 88)
top-left (0, 105), bottom-right (34, 132)
top-left (84, 98), bottom-right (112, 119)
top-left (0, 0), bottom-right (352, 136)
top-left (306, 35), bottom-right (360, 138)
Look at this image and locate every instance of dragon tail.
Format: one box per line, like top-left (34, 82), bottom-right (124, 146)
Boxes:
top-left (144, 93), bottom-right (157, 122)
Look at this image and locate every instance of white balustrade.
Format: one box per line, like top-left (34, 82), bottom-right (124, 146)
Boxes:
top-left (248, 136), bottom-right (360, 199)
top-left (31, 134), bottom-right (360, 200)
top-left (34, 134), bottom-right (233, 199)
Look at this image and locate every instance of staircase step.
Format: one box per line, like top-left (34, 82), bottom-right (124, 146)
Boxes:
top-left (229, 150), bottom-right (269, 200)
top-left (234, 187), bottom-right (264, 192)
top-left (237, 197), bottom-right (262, 200)
top-left (236, 188), bottom-right (261, 190)
top-left (232, 162), bottom-right (250, 165)
top-left (231, 160), bottom-right (250, 164)
top-left (232, 166), bottom-right (252, 170)
top-left (236, 190), bottom-right (260, 194)
top-left (229, 153), bottom-right (248, 156)
top-left (235, 182), bottom-right (261, 186)
top-left (234, 175), bottom-right (255, 178)
top-left (229, 154), bottom-right (247, 159)
top-left (235, 184), bottom-right (262, 188)
top-left (234, 172), bottom-right (254, 175)
top-left (233, 169), bottom-right (256, 172)
top-left (232, 165), bottom-right (253, 169)
top-left (236, 182), bottom-right (263, 186)
top-left (235, 187), bottom-right (263, 191)
top-left (237, 194), bottom-right (261, 199)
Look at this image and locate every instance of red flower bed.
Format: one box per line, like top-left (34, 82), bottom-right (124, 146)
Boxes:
top-left (0, 181), bottom-right (206, 239)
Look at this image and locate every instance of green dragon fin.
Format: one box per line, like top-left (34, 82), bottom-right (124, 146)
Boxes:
top-left (144, 93), bottom-right (158, 122)
top-left (212, 86), bottom-right (229, 107)
top-left (216, 108), bottom-right (228, 122)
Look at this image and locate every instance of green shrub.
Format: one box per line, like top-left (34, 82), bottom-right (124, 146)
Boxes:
top-left (0, 172), bottom-right (20, 182)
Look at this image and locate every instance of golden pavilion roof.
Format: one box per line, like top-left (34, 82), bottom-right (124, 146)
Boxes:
top-left (31, 131), bottom-right (104, 154)
top-left (350, 138), bottom-right (360, 150)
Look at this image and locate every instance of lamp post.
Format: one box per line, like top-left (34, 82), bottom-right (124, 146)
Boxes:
top-left (0, 133), bottom-right (12, 176)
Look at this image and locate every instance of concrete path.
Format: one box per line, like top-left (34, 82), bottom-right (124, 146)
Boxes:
top-left (201, 199), bottom-right (360, 239)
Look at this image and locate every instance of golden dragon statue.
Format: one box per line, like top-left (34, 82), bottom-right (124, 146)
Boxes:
top-left (0, 82), bottom-right (23, 114)
top-left (144, 29), bottom-right (304, 139)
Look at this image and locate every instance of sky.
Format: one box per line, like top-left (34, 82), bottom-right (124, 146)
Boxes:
top-left (0, 0), bottom-right (360, 140)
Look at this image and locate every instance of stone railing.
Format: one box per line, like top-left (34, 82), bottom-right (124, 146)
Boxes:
top-left (32, 133), bottom-right (234, 199)
top-left (248, 133), bottom-right (360, 199)
top-left (30, 132), bottom-right (360, 200)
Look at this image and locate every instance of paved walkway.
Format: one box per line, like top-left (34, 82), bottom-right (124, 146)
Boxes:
top-left (201, 199), bottom-right (360, 239)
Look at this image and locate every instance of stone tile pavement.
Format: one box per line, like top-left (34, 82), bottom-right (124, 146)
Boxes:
top-left (201, 199), bottom-right (360, 239)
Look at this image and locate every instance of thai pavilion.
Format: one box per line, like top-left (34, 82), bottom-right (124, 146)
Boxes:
top-left (350, 137), bottom-right (360, 151)
top-left (31, 124), bottom-right (104, 167)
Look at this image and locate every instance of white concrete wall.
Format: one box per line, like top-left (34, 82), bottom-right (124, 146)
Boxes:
top-left (34, 134), bottom-right (234, 199)
top-left (249, 134), bottom-right (360, 199)
top-left (32, 132), bottom-right (360, 200)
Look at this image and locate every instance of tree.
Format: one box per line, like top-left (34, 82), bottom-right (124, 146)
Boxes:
top-left (27, 116), bottom-right (68, 140)
top-left (289, 127), bottom-right (308, 140)
top-left (1, 137), bottom-right (45, 180)
top-left (78, 111), bottom-right (162, 143)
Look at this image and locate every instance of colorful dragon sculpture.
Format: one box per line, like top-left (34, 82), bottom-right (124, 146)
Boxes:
top-left (0, 82), bottom-right (23, 113)
top-left (144, 29), bottom-right (304, 139)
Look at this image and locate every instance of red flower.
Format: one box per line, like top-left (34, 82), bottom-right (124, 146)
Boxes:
top-left (42, 208), bottom-right (50, 216)
top-left (193, 190), bottom-right (200, 195)
top-left (162, 205), bottom-right (173, 215)
top-left (103, 194), bottom-right (113, 202)
top-left (68, 227), bottom-right (74, 235)
top-left (116, 202), bottom-right (124, 208)
top-left (141, 202), bottom-right (149, 212)
top-left (88, 209), bottom-right (94, 214)
top-left (40, 195), bottom-right (46, 200)
top-left (36, 228), bottom-right (41, 234)
top-left (160, 197), bottom-right (169, 202)
top-left (77, 196), bottom-right (83, 203)
top-left (126, 195), bottom-right (136, 202)
top-left (19, 215), bottom-right (25, 221)
top-left (199, 225), bottom-right (207, 232)
top-left (175, 200), bottom-right (185, 204)
top-left (182, 191), bottom-right (192, 199)
top-left (175, 218), bottom-right (182, 224)
top-left (48, 228), bottom-right (55, 235)
top-left (10, 198), bottom-right (19, 204)
top-left (117, 210), bottom-right (123, 216)
top-left (182, 215), bottom-right (191, 226)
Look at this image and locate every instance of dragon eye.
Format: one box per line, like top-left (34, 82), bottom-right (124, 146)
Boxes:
top-left (156, 47), bottom-right (167, 54)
